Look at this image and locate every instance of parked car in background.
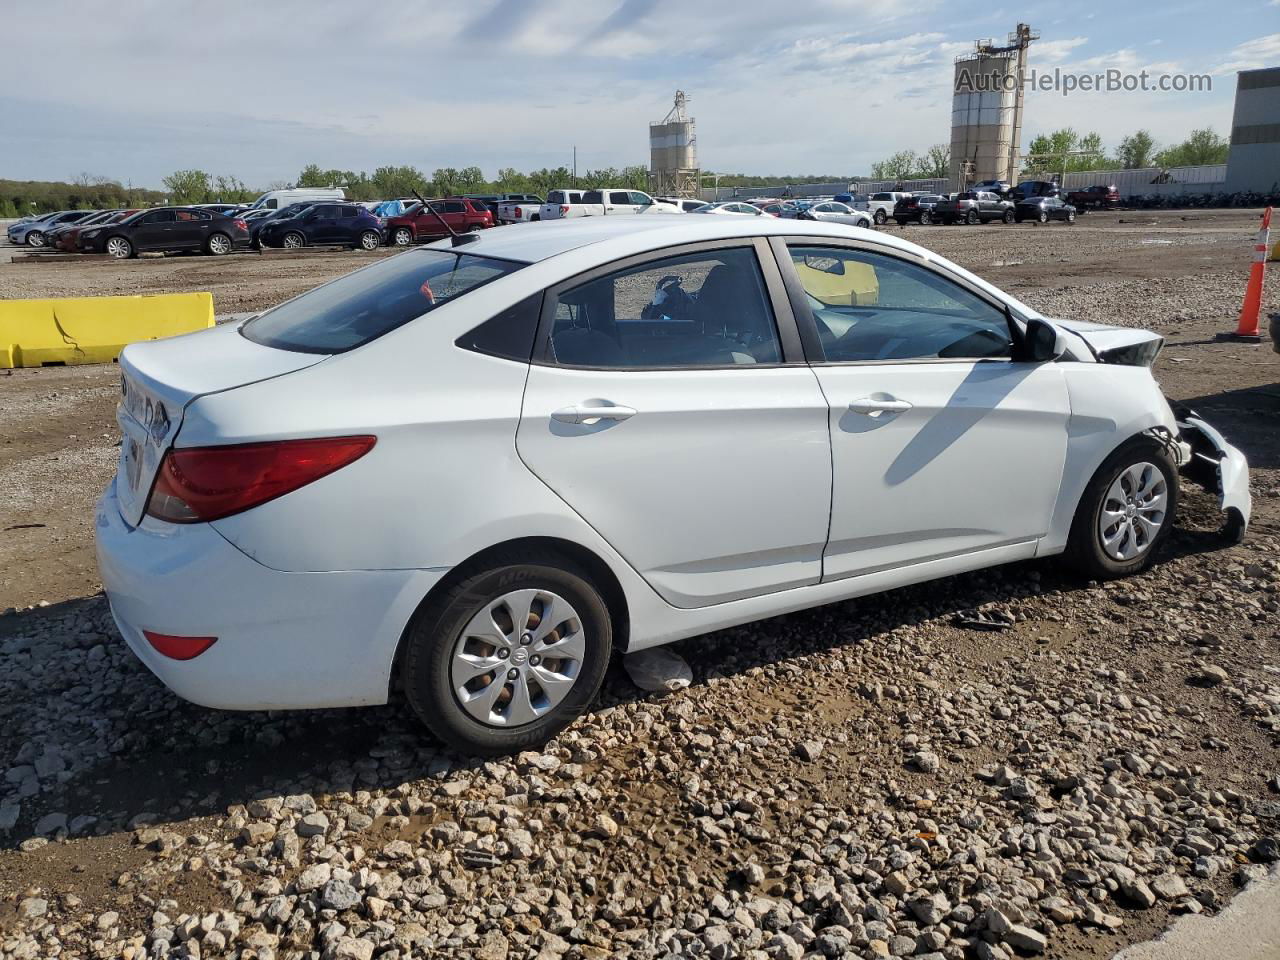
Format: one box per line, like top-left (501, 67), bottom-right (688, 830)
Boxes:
top-left (796, 201), bottom-right (873, 228)
top-left (385, 198), bottom-right (493, 246)
top-left (1009, 180), bottom-right (1061, 202)
top-left (692, 201), bottom-right (766, 216)
top-left (757, 201), bottom-right (786, 217)
top-left (8, 210), bottom-right (95, 247)
top-left (553, 189), bottom-right (676, 219)
top-left (94, 215), bottom-right (1250, 754)
top-left (244, 202), bottom-right (318, 248)
top-left (496, 195), bottom-right (546, 224)
top-left (1015, 196), bottom-right (1078, 224)
top-left (892, 194), bottom-right (945, 225)
top-left (971, 180), bottom-right (1012, 196)
top-left (1065, 184), bottom-right (1120, 211)
top-left (934, 191), bottom-right (1015, 225)
top-left (863, 192), bottom-right (913, 225)
top-left (46, 209), bottom-right (106, 250)
top-left (71, 210), bottom-right (142, 251)
top-left (259, 202), bottom-right (385, 250)
top-left (81, 207), bottom-right (251, 258)
top-left (247, 187), bottom-right (345, 211)
top-left (538, 189), bottom-right (587, 221)
top-left (656, 197), bottom-right (709, 213)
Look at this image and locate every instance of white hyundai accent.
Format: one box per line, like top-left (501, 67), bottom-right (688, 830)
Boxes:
top-left (95, 216), bottom-right (1250, 754)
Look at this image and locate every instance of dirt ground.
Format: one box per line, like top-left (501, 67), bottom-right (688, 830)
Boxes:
top-left (0, 211), bottom-right (1278, 960)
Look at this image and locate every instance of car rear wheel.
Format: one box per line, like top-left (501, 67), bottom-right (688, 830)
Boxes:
top-left (919, 211), bottom-right (932, 225)
top-left (965, 210), bottom-right (979, 225)
top-left (530, 214), bottom-right (540, 222)
top-left (401, 552), bottom-right (612, 755)
top-left (1002, 209), bottom-right (1015, 224)
top-left (1037, 210), bottom-right (1049, 224)
top-left (205, 232), bottom-right (232, 256)
top-left (1066, 439), bottom-right (1177, 580)
top-left (467, 223), bottom-right (483, 232)
top-left (873, 209), bottom-right (887, 225)
top-left (358, 230), bottom-right (380, 250)
top-left (27, 231), bottom-right (45, 248)
top-left (105, 236), bottom-right (133, 259)
top-left (393, 227), bottom-right (413, 246)
top-left (282, 232), bottom-right (304, 249)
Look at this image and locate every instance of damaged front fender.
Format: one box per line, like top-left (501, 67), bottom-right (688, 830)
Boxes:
top-left (1174, 409), bottom-right (1251, 542)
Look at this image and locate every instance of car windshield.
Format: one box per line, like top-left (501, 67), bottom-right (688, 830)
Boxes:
top-left (242, 248), bottom-right (526, 354)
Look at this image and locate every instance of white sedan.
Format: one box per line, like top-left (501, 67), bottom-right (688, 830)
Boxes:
top-left (691, 201), bottom-right (766, 216)
top-left (798, 200), bottom-right (874, 228)
top-left (96, 216), bottom-right (1250, 754)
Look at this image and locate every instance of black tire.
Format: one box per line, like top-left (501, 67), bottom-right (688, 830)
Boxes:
top-left (401, 552), bottom-right (613, 755)
top-left (1066, 438), bottom-right (1178, 580)
top-left (1066, 211), bottom-right (1077, 224)
top-left (964, 209), bottom-right (978, 225)
top-left (1037, 210), bottom-right (1049, 224)
top-left (530, 214), bottom-right (540, 222)
top-left (105, 235), bottom-right (134, 259)
top-left (1002, 209), bottom-right (1015, 224)
top-left (874, 209), bottom-right (887, 225)
top-left (205, 232), bottom-right (232, 256)
top-left (26, 231), bottom-right (45, 248)
top-left (393, 227), bottom-right (413, 246)
top-left (919, 211), bottom-right (932, 225)
top-left (357, 230), bottom-right (380, 250)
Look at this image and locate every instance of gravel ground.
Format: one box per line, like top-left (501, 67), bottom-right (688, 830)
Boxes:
top-left (1, 211), bottom-right (1278, 960)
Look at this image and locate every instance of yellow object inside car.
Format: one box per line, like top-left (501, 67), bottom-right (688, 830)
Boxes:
top-left (793, 255), bottom-right (879, 306)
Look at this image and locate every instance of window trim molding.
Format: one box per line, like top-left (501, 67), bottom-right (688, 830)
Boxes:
top-left (531, 237), bottom-right (807, 371)
top-left (766, 235), bottom-right (1026, 365)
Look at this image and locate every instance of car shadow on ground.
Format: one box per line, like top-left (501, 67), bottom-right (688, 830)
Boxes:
top-left (0, 488), bottom-right (1242, 852)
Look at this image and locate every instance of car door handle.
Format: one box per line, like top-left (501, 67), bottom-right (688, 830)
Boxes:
top-left (551, 402), bottom-right (637, 424)
top-left (849, 397), bottom-right (913, 416)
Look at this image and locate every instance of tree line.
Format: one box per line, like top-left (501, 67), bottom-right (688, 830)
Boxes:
top-left (865, 127), bottom-right (1231, 185)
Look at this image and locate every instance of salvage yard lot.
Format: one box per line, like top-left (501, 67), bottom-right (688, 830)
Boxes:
top-left (1, 211), bottom-right (1278, 959)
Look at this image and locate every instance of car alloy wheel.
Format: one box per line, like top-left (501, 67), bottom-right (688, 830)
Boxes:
top-left (105, 237), bottom-right (132, 259)
top-left (360, 231), bottom-right (380, 250)
top-left (1098, 462), bottom-right (1168, 562)
top-left (1003, 210), bottom-right (1015, 224)
top-left (283, 232), bottom-right (304, 249)
top-left (207, 233), bottom-right (231, 256)
top-left (394, 228), bottom-right (412, 246)
top-left (1038, 210), bottom-right (1049, 223)
top-left (965, 210), bottom-right (979, 225)
top-left (874, 209), bottom-right (887, 224)
top-left (919, 211), bottom-right (932, 225)
top-left (27, 232), bottom-right (45, 247)
top-left (1067, 211), bottom-right (1077, 223)
top-left (450, 588), bottom-right (585, 728)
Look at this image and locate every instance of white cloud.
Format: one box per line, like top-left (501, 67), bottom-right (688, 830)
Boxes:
top-left (1216, 33), bottom-right (1280, 73)
top-left (1035, 37), bottom-right (1089, 64)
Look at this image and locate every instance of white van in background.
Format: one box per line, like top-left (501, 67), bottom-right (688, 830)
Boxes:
top-left (248, 187), bottom-right (346, 211)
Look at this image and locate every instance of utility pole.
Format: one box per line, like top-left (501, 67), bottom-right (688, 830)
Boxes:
top-left (573, 146), bottom-right (577, 187)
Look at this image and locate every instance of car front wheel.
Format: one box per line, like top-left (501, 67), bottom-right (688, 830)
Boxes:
top-left (1066, 439), bottom-right (1177, 580)
top-left (1038, 210), bottom-right (1049, 224)
top-left (874, 209), bottom-right (887, 224)
top-left (1066, 211), bottom-right (1077, 223)
top-left (105, 236), bottom-right (133, 259)
top-left (282, 232), bottom-right (305, 249)
top-left (919, 211), bottom-right (932, 225)
top-left (393, 227), bottom-right (413, 246)
top-left (401, 552), bottom-right (613, 755)
top-left (358, 230), bottom-right (380, 250)
top-left (1002, 209), bottom-right (1015, 224)
top-left (26, 231), bottom-right (45, 247)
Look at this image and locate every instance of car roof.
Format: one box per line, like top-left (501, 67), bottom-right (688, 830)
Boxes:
top-left (423, 212), bottom-right (932, 266)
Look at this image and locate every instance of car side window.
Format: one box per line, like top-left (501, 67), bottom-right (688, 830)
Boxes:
top-left (140, 210), bottom-right (174, 224)
top-left (628, 192), bottom-right (651, 205)
top-left (788, 245), bottom-right (1013, 363)
top-left (339, 206), bottom-right (358, 219)
top-left (443, 201), bottom-right (466, 214)
top-left (176, 209), bottom-right (211, 221)
top-left (548, 246), bottom-right (782, 369)
top-left (608, 192), bottom-right (632, 205)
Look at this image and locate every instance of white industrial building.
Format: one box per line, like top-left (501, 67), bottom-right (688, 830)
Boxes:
top-left (1224, 67), bottom-right (1280, 193)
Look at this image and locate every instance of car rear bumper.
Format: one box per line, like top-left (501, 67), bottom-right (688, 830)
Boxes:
top-left (95, 479), bottom-right (443, 710)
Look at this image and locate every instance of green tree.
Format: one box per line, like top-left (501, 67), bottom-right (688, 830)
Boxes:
top-left (919, 144), bottom-right (950, 179)
top-left (369, 165), bottom-right (428, 198)
top-left (1116, 130), bottom-right (1157, 169)
top-left (494, 167), bottom-right (528, 193)
top-left (1154, 128), bottom-right (1230, 168)
top-left (296, 164), bottom-right (326, 187)
top-left (870, 150), bottom-right (918, 181)
top-left (162, 169), bottom-right (212, 204)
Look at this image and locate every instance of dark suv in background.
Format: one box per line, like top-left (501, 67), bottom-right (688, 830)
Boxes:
top-left (81, 207), bottom-right (250, 258)
top-left (258, 203), bottom-right (385, 250)
top-left (892, 194), bottom-right (945, 225)
top-left (1009, 180), bottom-right (1061, 202)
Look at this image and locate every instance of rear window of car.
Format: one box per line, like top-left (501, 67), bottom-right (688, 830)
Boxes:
top-left (241, 249), bottom-right (526, 354)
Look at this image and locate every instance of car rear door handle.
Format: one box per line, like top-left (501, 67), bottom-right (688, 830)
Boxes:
top-left (551, 402), bottom-right (637, 424)
top-left (849, 397), bottom-right (913, 416)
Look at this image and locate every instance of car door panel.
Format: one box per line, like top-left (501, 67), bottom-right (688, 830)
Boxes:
top-left (814, 362), bottom-right (1068, 579)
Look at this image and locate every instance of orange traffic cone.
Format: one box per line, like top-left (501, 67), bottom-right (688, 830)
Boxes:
top-left (1223, 206), bottom-right (1271, 342)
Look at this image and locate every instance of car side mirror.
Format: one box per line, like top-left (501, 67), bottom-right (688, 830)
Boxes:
top-left (1018, 317), bottom-right (1066, 363)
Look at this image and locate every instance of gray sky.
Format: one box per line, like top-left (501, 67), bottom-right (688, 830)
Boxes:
top-left (4, 0), bottom-right (1276, 189)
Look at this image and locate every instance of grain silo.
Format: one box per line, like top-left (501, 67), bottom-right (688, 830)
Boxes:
top-left (649, 91), bottom-right (699, 198)
top-left (949, 24), bottom-right (1036, 191)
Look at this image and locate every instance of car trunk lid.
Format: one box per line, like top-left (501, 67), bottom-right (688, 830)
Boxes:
top-left (113, 321), bottom-right (328, 526)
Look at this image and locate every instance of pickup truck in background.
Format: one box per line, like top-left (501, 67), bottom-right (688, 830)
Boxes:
top-left (933, 190), bottom-right (1015, 225)
top-left (1065, 184), bottom-right (1120, 211)
top-left (495, 194), bottom-right (545, 224)
top-left (550, 189), bottom-right (678, 219)
top-left (858, 191), bottom-right (914, 225)
top-left (539, 188), bottom-right (586, 221)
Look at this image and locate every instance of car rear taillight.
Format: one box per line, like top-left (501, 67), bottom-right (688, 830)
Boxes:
top-left (514, 206), bottom-right (522, 217)
top-left (145, 435), bottom-right (376, 523)
top-left (143, 631), bottom-right (217, 660)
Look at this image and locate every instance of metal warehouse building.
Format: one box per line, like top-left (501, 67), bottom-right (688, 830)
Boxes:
top-left (1224, 67), bottom-right (1280, 193)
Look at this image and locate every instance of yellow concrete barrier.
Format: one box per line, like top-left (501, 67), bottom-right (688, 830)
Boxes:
top-left (0, 293), bottom-right (214, 368)
top-left (1270, 237), bottom-right (1280, 262)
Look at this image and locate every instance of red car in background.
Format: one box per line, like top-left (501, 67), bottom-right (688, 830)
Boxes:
top-left (385, 198), bottom-right (493, 246)
top-left (61, 209), bottom-right (140, 251)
